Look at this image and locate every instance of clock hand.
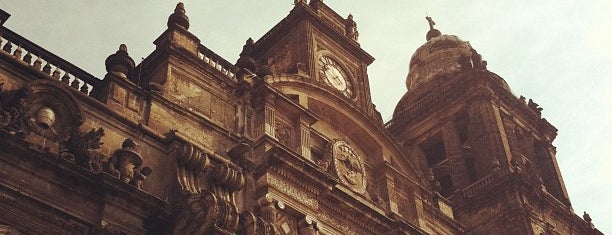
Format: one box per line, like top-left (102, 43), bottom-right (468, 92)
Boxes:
top-left (333, 76), bottom-right (340, 85)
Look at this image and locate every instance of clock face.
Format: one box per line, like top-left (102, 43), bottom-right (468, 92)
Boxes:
top-left (318, 56), bottom-right (353, 97)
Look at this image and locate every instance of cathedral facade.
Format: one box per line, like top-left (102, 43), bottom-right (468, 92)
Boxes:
top-left (0, 2), bottom-right (603, 234)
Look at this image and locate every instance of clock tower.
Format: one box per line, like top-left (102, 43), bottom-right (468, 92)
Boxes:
top-left (249, 0), bottom-right (377, 120)
top-left (236, 1), bottom-right (463, 234)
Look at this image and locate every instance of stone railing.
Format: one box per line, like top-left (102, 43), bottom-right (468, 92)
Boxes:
top-left (197, 44), bottom-right (237, 82)
top-left (384, 74), bottom-right (464, 131)
top-left (0, 27), bottom-right (102, 95)
top-left (449, 167), bottom-right (511, 204)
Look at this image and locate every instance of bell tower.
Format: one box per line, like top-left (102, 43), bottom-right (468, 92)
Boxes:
top-left (387, 18), bottom-right (599, 235)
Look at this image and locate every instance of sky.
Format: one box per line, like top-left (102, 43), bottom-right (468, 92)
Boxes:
top-left (1, 0), bottom-right (610, 233)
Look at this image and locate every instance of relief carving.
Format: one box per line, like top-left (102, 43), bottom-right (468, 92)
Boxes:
top-left (59, 127), bottom-right (106, 172)
top-left (0, 83), bottom-right (31, 137)
top-left (328, 140), bottom-right (367, 194)
top-left (268, 43), bottom-right (291, 75)
top-left (267, 174), bottom-right (319, 209)
top-left (274, 120), bottom-right (292, 147)
top-left (22, 80), bottom-right (85, 141)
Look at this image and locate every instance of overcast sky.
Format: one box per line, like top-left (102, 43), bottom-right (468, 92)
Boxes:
top-left (1, 1), bottom-right (610, 233)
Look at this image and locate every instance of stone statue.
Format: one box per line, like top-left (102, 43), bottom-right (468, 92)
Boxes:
top-left (345, 14), bottom-right (359, 41)
top-left (583, 211), bottom-right (595, 228)
top-left (426, 16), bottom-right (436, 30)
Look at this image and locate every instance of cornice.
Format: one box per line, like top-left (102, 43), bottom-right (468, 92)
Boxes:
top-left (0, 131), bottom-right (171, 214)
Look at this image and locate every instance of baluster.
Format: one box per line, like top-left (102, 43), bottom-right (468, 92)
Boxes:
top-left (52, 68), bottom-right (62, 80)
top-left (79, 82), bottom-right (89, 94)
top-left (70, 78), bottom-right (80, 89)
top-left (60, 71), bottom-right (70, 84)
top-left (23, 52), bottom-right (32, 65)
top-left (42, 62), bottom-right (52, 75)
top-left (34, 57), bottom-right (43, 71)
top-left (13, 45), bottom-right (22, 59)
top-left (2, 41), bottom-right (12, 53)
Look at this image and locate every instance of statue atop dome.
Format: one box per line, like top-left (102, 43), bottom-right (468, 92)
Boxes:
top-left (426, 16), bottom-right (436, 30)
top-left (425, 16), bottom-right (442, 41)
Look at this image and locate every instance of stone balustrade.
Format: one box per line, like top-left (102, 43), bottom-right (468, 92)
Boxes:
top-left (0, 28), bottom-right (101, 95)
top-left (198, 44), bottom-right (237, 82)
top-left (449, 167), bottom-right (511, 204)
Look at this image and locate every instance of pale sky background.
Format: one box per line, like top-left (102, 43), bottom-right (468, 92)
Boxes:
top-left (1, 1), bottom-right (610, 233)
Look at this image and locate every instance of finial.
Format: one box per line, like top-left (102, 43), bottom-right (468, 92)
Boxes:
top-left (425, 16), bottom-right (442, 41)
top-left (119, 44), bottom-right (127, 52)
top-left (167, 2), bottom-right (190, 30)
top-left (175, 2), bottom-right (185, 14)
top-left (105, 44), bottom-right (135, 77)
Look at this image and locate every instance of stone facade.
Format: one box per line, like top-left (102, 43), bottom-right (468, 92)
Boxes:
top-left (0, 1), bottom-right (602, 235)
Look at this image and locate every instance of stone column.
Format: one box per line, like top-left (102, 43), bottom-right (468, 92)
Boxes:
top-left (297, 215), bottom-right (318, 235)
top-left (441, 122), bottom-right (470, 188)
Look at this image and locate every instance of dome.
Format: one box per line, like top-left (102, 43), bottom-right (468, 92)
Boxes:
top-left (406, 34), bottom-right (473, 91)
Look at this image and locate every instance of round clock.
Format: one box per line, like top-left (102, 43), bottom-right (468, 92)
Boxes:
top-left (318, 56), bottom-right (353, 97)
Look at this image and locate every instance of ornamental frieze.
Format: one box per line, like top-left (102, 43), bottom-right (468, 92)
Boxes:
top-left (267, 174), bottom-right (319, 209)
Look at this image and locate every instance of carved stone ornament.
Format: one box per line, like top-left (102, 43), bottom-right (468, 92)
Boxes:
top-left (22, 80), bottom-right (85, 141)
top-left (329, 140), bottom-right (367, 193)
top-left (0, 82), bottom-right (31, 137)
top-left (105, 139), bottom-right (153, 189)
top-left (59, 127), bottom-right (106, 171)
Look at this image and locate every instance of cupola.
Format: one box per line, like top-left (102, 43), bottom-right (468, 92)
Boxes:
top-left (405, 17), bottom-right (473, 92)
